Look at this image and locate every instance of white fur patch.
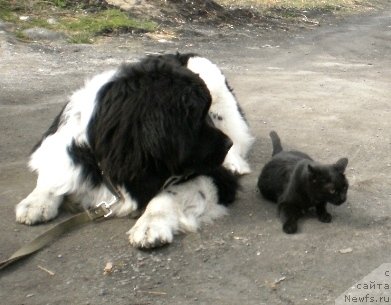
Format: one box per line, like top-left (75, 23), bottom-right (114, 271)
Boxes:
top-left (187, 57), bottom-right (254, 174)
top-left (128, 176), bottom-right (227, 248)
top-left (29, 70), bottom-right (117, 194)
top-left (67, 185), bottom-right (138, 218)
top-left (16, 70), bottom-right (118, 224)
top-left (16, 188), bottom-right (63, 224)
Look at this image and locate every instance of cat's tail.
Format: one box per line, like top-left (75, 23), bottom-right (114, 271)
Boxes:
top-left (270, 131), bottom-right (283, 156)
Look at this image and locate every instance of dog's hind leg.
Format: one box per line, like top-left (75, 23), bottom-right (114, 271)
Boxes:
top-left (187, 57), bottom-right (254, 175)
top-left (128, 176), bottom-right (226, 248)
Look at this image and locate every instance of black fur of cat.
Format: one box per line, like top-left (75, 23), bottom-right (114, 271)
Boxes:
top-left (257, 131), bottom-right (349, 234)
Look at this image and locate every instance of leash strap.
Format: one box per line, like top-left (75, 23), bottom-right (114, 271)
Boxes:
top-left (0, 171), bottom-right (196, 271)
top-left (0, 206), bottom-right (107, 270)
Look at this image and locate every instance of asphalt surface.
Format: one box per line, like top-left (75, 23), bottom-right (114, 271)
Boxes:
top-left (0, 5), bottom-right (390, 305)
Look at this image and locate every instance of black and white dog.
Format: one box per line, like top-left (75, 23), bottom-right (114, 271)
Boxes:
top-left (16, 53), bottom-right (254, 248)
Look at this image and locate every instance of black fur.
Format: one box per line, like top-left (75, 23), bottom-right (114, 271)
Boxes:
top-left (208, 167), bottom-right (239, 205)
top-left (31, 104), bottom-right (67, 153)
top-left (64, 54), bottom-right (237, 209)
top-left (257, 131), bottom-right (349, 234)
top-left (67, 141), bottom-right (102, 188)
top-left (152, 52), bottom-right (198, 67)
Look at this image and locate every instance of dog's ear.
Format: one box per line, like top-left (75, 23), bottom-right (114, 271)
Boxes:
top-left (164, 83), bottom-right (211, 168)
top-left (180, 84), bottom-right (211, 125)
top-left (137, 79), bottom-right (212, 174)
top-left (89, 60), bottom-right (214, 178)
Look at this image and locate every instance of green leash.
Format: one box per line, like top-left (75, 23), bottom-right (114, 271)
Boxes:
top-left (0, 206), bottom-right (108, 270)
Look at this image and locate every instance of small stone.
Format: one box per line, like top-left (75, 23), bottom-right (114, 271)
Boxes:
top-left (339, 247), bottom-right (353, 254)
top-left (99, 289), bottom-right (108, 296)
top-left (0, 20), bottom-right (12, 31)
top-left (47, 18), bottom-right (58, 25)
top-left (22, 27), bottom-right (66, 41)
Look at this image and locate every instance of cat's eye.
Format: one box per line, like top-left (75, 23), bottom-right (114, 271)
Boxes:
top-left (329, 189), bottom-right (336, 194)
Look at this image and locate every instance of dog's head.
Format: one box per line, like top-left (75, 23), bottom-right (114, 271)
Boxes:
top-left (90, 56), bottom-right (232, 182)
top-left (135, 58), bottom-right (233, 177)
top-left (179, 115), bottom-right (232, 175)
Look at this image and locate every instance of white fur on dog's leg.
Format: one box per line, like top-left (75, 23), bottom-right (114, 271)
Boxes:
top-left (127, 194), bottom-right (177, 249)
top-left (127, 176), bottom-right (227, 248)
top-left (223, 149), bottom-right (251, 175)
top-left (127, 215), bottom-right (175, 248)
top-left (16, 188), bottom-right (63, 225)
top-left (186, 56), bottom-right (254, 173)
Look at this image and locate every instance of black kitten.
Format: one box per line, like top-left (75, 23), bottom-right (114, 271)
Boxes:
top-left (257, 131), bottom-right (349, 234)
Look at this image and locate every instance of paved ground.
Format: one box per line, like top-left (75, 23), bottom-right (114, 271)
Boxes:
top-left (0, 5), bottom-right (390, 305)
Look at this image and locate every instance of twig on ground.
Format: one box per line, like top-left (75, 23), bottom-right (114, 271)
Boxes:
top-left (37, 265), bottom-right (55, 276)
top-left (137, 290), bottom-right (168, 295)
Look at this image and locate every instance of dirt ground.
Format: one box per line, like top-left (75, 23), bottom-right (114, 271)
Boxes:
top-left (0, 3), bottom-right (390, 305)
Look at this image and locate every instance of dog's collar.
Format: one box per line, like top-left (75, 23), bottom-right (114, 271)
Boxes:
top-left (96, 165), bottom-right (197, 215)
top-left (96, 163), bottom-right (123, 217)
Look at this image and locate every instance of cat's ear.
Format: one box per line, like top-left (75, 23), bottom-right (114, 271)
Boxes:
top-left (308, 164), bottom-right (320, 183)
top-left (334, 158), bottom-right (348, 173)
top-left (307, 163), bottom-right (319, 178)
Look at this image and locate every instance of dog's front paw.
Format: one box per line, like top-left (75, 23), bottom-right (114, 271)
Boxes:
top-left (127, 216), bottom-right (174, 249)
top-left (223, 152), bottom-right (251, 175)
top-left (16, 191), bottom-right (61, 225)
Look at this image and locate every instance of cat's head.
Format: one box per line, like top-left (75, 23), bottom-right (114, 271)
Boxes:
top-left (307, 158), bottom-right (349, 205)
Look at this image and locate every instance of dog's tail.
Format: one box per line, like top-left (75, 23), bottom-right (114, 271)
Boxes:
top-left (270, 131), bottom-right (283, 156)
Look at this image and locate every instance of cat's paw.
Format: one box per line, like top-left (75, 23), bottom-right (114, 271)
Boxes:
top-left (283, 221), bottom-right (298, 234)
top-left (318, 212), bottom-right (332, 223)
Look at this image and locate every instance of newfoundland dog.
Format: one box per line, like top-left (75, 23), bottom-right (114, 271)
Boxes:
top-left (15, 53), bottom-right (254, 248)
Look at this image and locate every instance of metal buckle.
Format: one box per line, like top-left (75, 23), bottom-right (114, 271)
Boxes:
top-left (96, 196), bottom-right (119, 218)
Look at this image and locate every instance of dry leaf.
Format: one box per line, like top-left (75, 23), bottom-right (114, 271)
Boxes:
top-left (103, 262), bottom-right (114, 275)
top-left (268, 276), bottom-right (286, 290)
